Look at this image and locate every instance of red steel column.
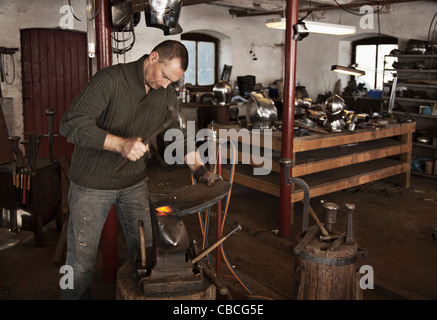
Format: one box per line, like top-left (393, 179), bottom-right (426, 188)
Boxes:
top-left (95, 0), bottom-right (117, 283)
top-left (216, 145), bottom-right (222, 276)
top-left (102, 206), bottom-right (117, 283)
top-left (95, 0), bottom-right (113, 70)
top-left (279, 0), bottom-right (299, 237)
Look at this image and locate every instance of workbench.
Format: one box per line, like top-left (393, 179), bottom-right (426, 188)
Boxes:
top-left (212, 121), bottom-right (415, 206)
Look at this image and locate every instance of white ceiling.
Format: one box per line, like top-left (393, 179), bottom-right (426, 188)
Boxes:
top-left (210, 0), bottom-right (427, 15)
top-left (210, 0), bottom-right (377, 12)
top-left (130, 0), bottom-right (424, 15)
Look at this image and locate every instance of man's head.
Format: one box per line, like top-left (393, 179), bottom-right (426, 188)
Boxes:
top-left (143, 40), bottom-right (188, 92)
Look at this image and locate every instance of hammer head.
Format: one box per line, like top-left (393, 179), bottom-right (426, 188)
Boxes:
top-left (176, 112), bottom-right (186, 130)
top-left (167, 105), bottom-right (185, 128)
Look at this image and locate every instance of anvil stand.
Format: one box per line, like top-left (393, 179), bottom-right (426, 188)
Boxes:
top-left (134, 180), bottom-right (239, 297)
top-left (135, 213), bottom-right (205, 295)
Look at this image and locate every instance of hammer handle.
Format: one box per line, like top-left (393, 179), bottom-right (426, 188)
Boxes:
top-left (309, 205), bottom-right (330, 237)
top-left (192, 225), bottom-right (242, 264)
top-left (197, 260), bottom-right (229, 296)
top-left (138, 220), bottom-right (147, 267)
top-left (114, 118), bottom-right (174, 173)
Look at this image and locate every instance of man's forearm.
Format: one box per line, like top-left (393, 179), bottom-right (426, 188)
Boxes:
top-left (104, 133), bottom-right (148, 161)
top-left (103, 133), bottom-right (125, 153)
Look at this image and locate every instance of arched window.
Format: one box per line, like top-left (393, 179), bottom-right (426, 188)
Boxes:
top-left (181, 33), bottom-right (219, 86)
top-left (352, 36), bottom-right (398, 90)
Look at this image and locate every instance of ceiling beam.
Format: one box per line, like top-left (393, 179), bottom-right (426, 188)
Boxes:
top-left (131, 0), bottom-right (221, 13)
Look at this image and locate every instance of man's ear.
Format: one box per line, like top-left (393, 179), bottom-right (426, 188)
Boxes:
top-left (149, 51), bottom-right (159, 63)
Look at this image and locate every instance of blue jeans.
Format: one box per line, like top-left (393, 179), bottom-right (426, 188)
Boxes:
top-left (60, 178), bottom-right (152, 300)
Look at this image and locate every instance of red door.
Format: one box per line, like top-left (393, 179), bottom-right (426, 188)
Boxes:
top-left (21, 28), bottom-right (90, 163)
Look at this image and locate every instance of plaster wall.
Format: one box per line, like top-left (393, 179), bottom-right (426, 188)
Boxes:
top-left (0, 1), bottom-right (284, 137)
top-left (295, 1), bottom-right (437, 99)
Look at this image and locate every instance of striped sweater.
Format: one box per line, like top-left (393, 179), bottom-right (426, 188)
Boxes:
top-left (60, 55), bottom-right (181, 190)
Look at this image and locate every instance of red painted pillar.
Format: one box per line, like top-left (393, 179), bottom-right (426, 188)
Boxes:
top-left (216, 145), bottom-right (222, 276)
top-left (95, 0), bottom-right (113, 70)
top-left (102, 206), bottom-right (117, 282)
top-left (95, 0), bottom-right (117, 283)
top-left (279, 0), bottom-right (299, 237)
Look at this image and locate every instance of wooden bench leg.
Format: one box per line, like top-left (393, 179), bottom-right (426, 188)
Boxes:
top-left (400, 131), bottom-right (412, 188)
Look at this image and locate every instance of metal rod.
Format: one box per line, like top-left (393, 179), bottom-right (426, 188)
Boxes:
top-left (193, 225), bottom-right (242, 264)
top-left (46, 108), bottom-right (55, 162)
top-left (279, 0), bottom-right (298, 237)
top-left (388, 74), bottom-right (398, 114)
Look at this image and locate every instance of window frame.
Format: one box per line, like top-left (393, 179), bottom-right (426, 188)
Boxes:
top-left (351, 36), bottom-right (398, 90)
top-left (181, 32), bottom-right (219, 89)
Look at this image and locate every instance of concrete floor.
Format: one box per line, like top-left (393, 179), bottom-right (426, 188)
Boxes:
top-left (0, 162), bottom-right (436, 301)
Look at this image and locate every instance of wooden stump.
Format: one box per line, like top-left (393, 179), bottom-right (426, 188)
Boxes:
top-left (292, 238), bottom-right (366, 300)
top-left (116, 260), bottom-right (216, 300)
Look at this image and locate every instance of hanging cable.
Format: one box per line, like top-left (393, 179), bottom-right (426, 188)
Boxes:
top-left (217, 138), bottom-right (257, 296)
top-left (191, 135), bottom-right (273, 298)
top-left (112, 31), bottom-right (136, 55)
top-left (1, 53), bottom-right (15, 85)
top-left (68, 0), bottom-right (102, 21)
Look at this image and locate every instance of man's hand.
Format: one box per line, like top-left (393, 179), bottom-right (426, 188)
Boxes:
top-left (199, 171), bottom-right (223, 187)
top-left (120, 137), bottom-right (149, 161)
top-left (194, 165), bottom-right (223, 187)
top-left (104, 134), bottom-right (149, 161)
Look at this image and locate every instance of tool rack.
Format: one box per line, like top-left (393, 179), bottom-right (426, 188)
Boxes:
top-left (0, 157), bottom-right (62, 247)
top-left (211, 121), bottom-right (415, 223)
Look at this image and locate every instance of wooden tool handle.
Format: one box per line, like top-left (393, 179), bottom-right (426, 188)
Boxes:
top-left (114, 118), bottom-right (174, 173)
top-left (138, 220), bottom-right (147, 267)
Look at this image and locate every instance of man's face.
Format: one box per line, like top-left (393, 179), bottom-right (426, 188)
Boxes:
top-left (144, 52), bottom-right (184, 91)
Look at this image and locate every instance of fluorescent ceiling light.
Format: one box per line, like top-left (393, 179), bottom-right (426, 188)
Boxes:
top-left (266, 18), bottom-right (356, 35)
top-left (305, 21), bottom-right (356, 35)
top-left (331, 65), bottom-right (366, 77)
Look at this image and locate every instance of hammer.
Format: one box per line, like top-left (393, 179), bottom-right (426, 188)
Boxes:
top-left (8, 136), bottom-right (25, 168)
top-left (345, 203), bottom-right (355, 245)
top-left (114, 105), bottom-right (180, 173)
top-left (191, 225), bottom-right (242, 264)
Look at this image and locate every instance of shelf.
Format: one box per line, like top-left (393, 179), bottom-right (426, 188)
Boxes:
top-left (412, 170), bottom-right (437, 179)
top-left (214, 122), bottom-right (415, 204)
top-left (387, 54), bottom-right (437, 58)
top-left (180, 102), bottom-right (216, 108)
top-left (413, 142), bottom-right (437, 150)
top-left (382, 96), bottom-right (437, 103)
top-left (383, 52), bottom-right (437, 175)
top-left (392, 110), bottom-right (437, 119)
top-left (386, 69), bottom-right (437, 74)
top-left (222, 158), bottom-right (409, 203)
top-left (226, 137), bottom-right (411, 176)
top-left (387, 83), bottom-right (437, 90)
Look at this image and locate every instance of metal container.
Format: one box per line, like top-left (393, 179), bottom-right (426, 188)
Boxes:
top-left (144, 0), bottom-right (183, 35)
top-left (325, 94), bottom-right (346, 116)
top-left (247, 90), bottom-right (278, 130)
top-left (213, 81), bottom-right (233, 106)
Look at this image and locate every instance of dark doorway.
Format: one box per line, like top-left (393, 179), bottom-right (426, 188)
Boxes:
top-left (21, 28), bottom-right (91, 163)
